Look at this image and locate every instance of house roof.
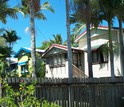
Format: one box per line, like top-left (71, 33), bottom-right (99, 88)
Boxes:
top-left (48, 44), bottom-right (82, 51)
top-left (74, 25), bottom-right (120, 43)
top-left (14, 47), bottom-right (45, 57)
top-left (6, 57), bottom-right (18, 64)
top-left (43, 44), bottom-right (82, 57)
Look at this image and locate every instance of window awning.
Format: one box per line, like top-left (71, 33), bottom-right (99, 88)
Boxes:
top-left (82, 39), bottom-right (108, 51)
top-left (18, 61), bottom-right (27, 65)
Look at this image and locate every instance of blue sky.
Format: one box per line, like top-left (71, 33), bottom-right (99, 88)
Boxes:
top-left (0, 0), bottom-right (67, 53)
top-left (0, 0), bottom-right (122, 53)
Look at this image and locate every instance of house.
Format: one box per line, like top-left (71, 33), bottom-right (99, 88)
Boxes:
top-left (14, 47), bottom-right (45, 77)
top-left (43, 44), bottom-right (88, 78)
top-left (75, 26), bottom-right (122, 77)
top-left (6, 57), bottom-right (18, 71)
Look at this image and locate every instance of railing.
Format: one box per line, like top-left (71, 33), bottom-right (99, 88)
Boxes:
top-left (72, 64), bottom-right (88, 78)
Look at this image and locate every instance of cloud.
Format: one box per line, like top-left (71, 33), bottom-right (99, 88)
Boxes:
top-left (25, 27), bottom-right (30, 34)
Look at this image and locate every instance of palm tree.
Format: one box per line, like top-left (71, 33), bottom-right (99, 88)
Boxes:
top-left (98, 0), bottom-right (121, 78)
top-left (19, 0), bottom-right (54, 77)
top-left (66, 0), bottom-right (73, 81)
top-left (63, 34), bottom-right (78, 47)
top-left (50, 34), bottom-right (63, 44)
top-left (72, 0), bottom-right (96, 78)
top-left (2, 30), bottom-right (20, 49)
top-left (39, 41), bottom-right (51, 50)
top-left (2, 30), bottom-right (20, 63)
top-left (72, 22), bottom-right (86, 37)
top-left (116, 1), bottom-right (124, 76)
top-left (39, 34), bottom-right (63, 50)
top-left (0, 0), bottom-right (18, 99)
top-left (0, 0), bottom-right (17, 24)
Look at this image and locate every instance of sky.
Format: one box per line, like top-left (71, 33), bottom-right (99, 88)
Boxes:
top-left (0, 0), bottom-right (122, 53)
top-left (0, 0), bottom-right (67, 53)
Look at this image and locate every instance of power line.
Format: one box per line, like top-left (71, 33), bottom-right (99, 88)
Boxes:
top-left (35, 24), bottom-right (49, 40)
top-left (15, 0), bottom-right (49, 41)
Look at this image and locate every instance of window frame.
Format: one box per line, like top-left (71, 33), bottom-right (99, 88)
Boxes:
top-left (92, 47), bottom-right (108, 64)
top-left (47, 54), bottom-right (66, 68)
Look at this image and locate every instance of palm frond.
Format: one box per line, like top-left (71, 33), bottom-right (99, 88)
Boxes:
top-left (72, 23), bottom-right (86, 37)
top-left (40, 2), bottom-right (54, 13)
top-left (35, 12), bottom-right (46, 20)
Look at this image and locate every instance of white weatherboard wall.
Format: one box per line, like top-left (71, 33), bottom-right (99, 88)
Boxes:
top-left (45, 61), bottom-right (69, 78)
top-left (79, 28), bottom-right (122, 78)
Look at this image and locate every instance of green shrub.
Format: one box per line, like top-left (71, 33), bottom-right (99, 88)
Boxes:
top-left (0, 79), bottom-right (60, 107)
top-left (42, 100), bottom-right (60, 107)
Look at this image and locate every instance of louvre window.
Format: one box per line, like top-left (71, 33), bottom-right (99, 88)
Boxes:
top-left (92, 48), bottom-right (108, 64)
top-left (47, 54), bottom-right (66, 68)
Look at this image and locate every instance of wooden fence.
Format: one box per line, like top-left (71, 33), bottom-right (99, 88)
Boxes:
top-left (3, 77), bottom-right (124, 107)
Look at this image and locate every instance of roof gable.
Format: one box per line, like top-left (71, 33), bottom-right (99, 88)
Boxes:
top-left (43, 44), bottom-right (82, 57)
top-left (14, 47), bottom-right (45, 57)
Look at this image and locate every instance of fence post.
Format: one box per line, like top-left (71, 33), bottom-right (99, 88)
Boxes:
top-left (68, 85), bottom-right (72, 107)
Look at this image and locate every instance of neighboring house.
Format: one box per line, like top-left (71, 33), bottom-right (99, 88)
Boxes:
top-left (43, 44), bottom-right (88, 78)
top-left (6, 57), bottom-right (18, 71)
top-left (75, 26), bottom-right (122, 78)
top-left (14, 47), bottom-right (45, 77)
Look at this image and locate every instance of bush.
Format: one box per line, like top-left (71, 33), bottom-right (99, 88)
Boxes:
top-left (0, 79), bottom-right (60, 107)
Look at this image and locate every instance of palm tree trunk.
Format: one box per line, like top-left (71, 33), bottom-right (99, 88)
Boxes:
top-left (118, 19), bottom-right (124, 77)
top-left (108, 18), bottom-right (115, 78)
top-left (86, 23), bottom-right (93, 78)
top-left (85, 4), bottom-right (93, 78)
top-left (66, 1), bottom-right (73, 107)
top-left (66, 0), bottom-right (73, 82)
top-left (30, 0), bottom-right (36, 77)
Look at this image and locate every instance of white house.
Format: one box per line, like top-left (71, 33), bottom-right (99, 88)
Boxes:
top-left (75, 26), bottom-right (122, 78)
top-left (43, 44), bottom-right (88, 78)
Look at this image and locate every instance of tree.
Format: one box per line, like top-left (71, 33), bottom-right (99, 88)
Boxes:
top-left (0, 0), bottom-right (17, 24)
top-left (2, 30), bottom-right (20, 50)
top-left (2, 30), bottom-right (20, 66)
top-left (0, 37), bottom-right (6, 47)
top-left (0, 46), bottom-right (11, 77)
top-left (0, 0), bottom-right (18, 98)
top-left (66, 0), bottom-right (73, 81)
top-left (71, 22), bottom-right (86, 37)
top-left (35, 54), bottom-right (45, 78)
top-left (72, 0), bottom-right (98, 78)
top-left (50, 34), bottom-right (63, 44)
top-left (116, 1), bottom-right (124, 76)
top-left (63, 34), bottom-right (78, 47)
top-left (39, 41), bottom-right (51, 50)
top-left (19, 0), bottom-right (54, 77)
top-left (39, 34), bottom-right (63, 50)
top-left (98, 0), bottom-right (122, 78)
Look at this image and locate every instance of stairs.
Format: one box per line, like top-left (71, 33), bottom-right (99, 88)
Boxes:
top-left (72, 64), bottom-right (88, 78)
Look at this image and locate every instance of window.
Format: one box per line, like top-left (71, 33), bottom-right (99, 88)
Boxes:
top-left (61, 54), bottom-right (65, 65)
top-left (21, 65), bottom-right (28, 74)
top-left (58, 55), bottom-right (61, 65)
top-left (54, 55), bottom-right (57, 66)
top-left (92, 48), bottom-right (108, 64)
top-left (92, 50), bottom-right (99, 63)
top-left (47, 54), bottom-right (66, 68)
top-left (73, 53), bottom-right (78, 66)
top-left (72, 53), bottom-right (82, 67)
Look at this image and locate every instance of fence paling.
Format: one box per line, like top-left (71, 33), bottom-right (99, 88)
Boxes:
top-left (2, 77), bottom-right (124, 107)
